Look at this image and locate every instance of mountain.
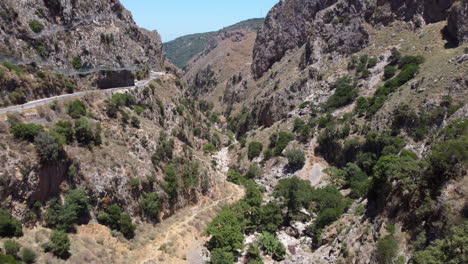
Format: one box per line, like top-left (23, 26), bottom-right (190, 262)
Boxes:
top-left (0, 0), bottom-right (467, 264)
top-left (163, 18), bottom-right (264, 68)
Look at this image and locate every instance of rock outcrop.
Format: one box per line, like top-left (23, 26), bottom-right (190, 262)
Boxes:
top-left (447, 0), bottom-right (468, 45)
top-left (0, 0), bottom-right (164, 73)
top-left (252, 0), bottom-right (460, 79)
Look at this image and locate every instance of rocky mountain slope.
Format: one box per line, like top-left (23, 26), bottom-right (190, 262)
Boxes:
top-left (0, 0), bottom-right (164, 73)
top-left (185, 0), bottom-right (467, 264)
top-left (163, 18), bottom-right (264, 69)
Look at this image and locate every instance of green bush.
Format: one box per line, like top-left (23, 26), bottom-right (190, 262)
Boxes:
top-left (36, 71), bottom-right (45, 78)
top-left (72, 56), bottom-right (82, 70)
top-left (263, 149), bottom-right (273, 161)
top-left (97, 204), bottom-right (122, 230)
top-left (376, 235), bottom-right (398, 264)
top-left (10, 123), bottom-right (44, 142)
top-left (3, 62), bottom-right (23, 74)
top-left (151, 135), bottom-right (175, 166)
top-left (209, 248), bottom-right (235, 264)
top-left (383, 66), bottom-right (397, 80)
top-left (325, 76), bottom-right (358, 110)
top-left (227, 170), bottom-right (243, 184)
top-left (206, 208), bottom-right (244, 253)
top-left (257, 232), bottom-right (286, 261)
top-left (66, 100), bottom-right (86, 119)
top-left (398, 55), bottom-right (424, 68)
top-left (44, 230), bottom-right (70, 259)
top-left (139, 192), bottom-right (160, 220)
top-left (164, 164), bottom-right (179, 201)
top-left (28, 20), bottom-right (43, 33)
top-left (246, 244), bottom-right (262, 263)
top-left (203, 143), bottom-right (216, 154)
top-left (274, 177), bottom-right (315, 221)
top-left (45, 190), bottom-right (90, 232)
top-left (132, 105), bottom-right (145, 115)
top-left (285, 149), bottom-right (306, 171)
top-left (270, 131), bottom-right (295, 156)
top-left (248, 141), bottom-right (263, 160)
top-left (4, 239), bottom-right (20, 257)
top-left (54, 121), bottom-right (74, 144)
top-left (119, 213), bottom-right (136, 239)
top-left (129, 178), bottom-right (140, 190)
top-left (34, 132), bottom-right (63, 164)
top-left (245, 163), bottom-right (262, 179)
top-left (65, 82), bottom-right (74, 93)
top-left (367, 57), bottom-right (378, 68)
top-left (74, 118), bottom-right (100, 148)
top-left (0, 209), bottom-right (23, 237)
top-left (131, 116), bottom-right (140, 128)
top-left (21, 248), bottom-right (36, 264)
top-left (388, 48), bottom-right (401, 65)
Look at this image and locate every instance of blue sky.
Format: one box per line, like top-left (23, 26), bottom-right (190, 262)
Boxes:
top-left (120, 0), bottom-right (279, 42)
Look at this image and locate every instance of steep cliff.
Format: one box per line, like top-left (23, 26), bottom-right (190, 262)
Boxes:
top-left (0, 0), bottom-right (164, 73)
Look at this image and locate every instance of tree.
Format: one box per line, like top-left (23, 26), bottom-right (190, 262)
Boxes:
top-left (45, 190), bottom-right (90, 232)
top-left (325, 76), bottom-right (358, 110)
top-left (139, 192), bottom-right (160, 220)
top-left (285, 149), bottom-right (306, 171)
top-left (34, 132), bottom-right (63, 164)
top-left (248, 142), bottom-right (263, 160)
top-left (74, 118), bottom-right (96, 147)
top-left (274, 177), bottom-right (314, 222)
top-left (206, 208), bottom-right (244, 253)
top-left (271, 131), bottom-right (295, 156)
top-left (54, 121), bottom-right (74, 144)
top-left (0, 209), bottom-right (22, 237)
top-left (45, 230), bottom-right (70, 259)
top-left (21, 248), bottom-right (37, 264)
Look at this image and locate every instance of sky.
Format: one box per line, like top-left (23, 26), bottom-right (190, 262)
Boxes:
top-left (120, 0), bottom-right (279, 42)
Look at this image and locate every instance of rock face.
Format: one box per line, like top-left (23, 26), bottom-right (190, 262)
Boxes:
top-left (251, 0), bottom-right (339, 79)
top-left (252, 0), bottom-right (459, 79)
top-left (447, 0), bottom-right (468, 45)
top-left (0, 0), bottom-right (164, 73)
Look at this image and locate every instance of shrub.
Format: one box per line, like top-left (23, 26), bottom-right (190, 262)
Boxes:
top-left (206, 208), bottom-right (244, 253)
top-left (34, 132), bottom-right (63, 164)
top-left (74, 118), bottom-right (98, 148)
top-left (263, 149), bottom-right (273, 161)
top-left (132, 105), bottom-right (145, 115)
top-left (139, 192), bottom-right (160, 220)
top-left (248, 142), bottom-right (263, 160)
top-left (72, 56), bottom-right (82, 70)
top-left (245, 163), bottom-right (262, 179)
top-left (376, 235), bottom-right (398, 264)
top-left (129, 178), bottom-right (140, 191)
top-left (271, 131), bottom-right (295, 156)
top-left (388, 48), bottom-right (401, 65)
top-left (4, 239), bottom-right (20, 257)
top-left (325, 76), bottom-right (358, 110)
top-left (246, 244), bottom-right (262, 263)
top-left (97, 204), bottom-right (122, 230)
top-left (54, 121), bottom-right (74, 144)
top-left (21, 248), bottom-right (36, 264)
top-left (36, 71), bottom-right (45, 78)
top-left (28, 20), bottom-right (43, 33)
top-left (151, 135), bottom-right (175, 165)
top-left (0, 209), bottom-right (23, 237)
top-left (10, 123), bottom-right (44, 142)
top-left (285, 149), bottom-right (306, 171)
top-left (119, 213), bottom-right (136, 239)
top-left (257, 232), bottom-right (286, 261)
top-left (227, 171), bottom-right (243, 184)
top-left (398, 55), bottom-right (424, 68)
top-left (131, 116), bottom-right (140, 128)
top-left (209, 248), bottom-right (235, 264)
top-left (45, 190), bottom-right (90, 232)
top-left (44, 230), bottom-right (70, 259)
top-left (203, 143), bottom-right (216, 154)
top-left (367, 57), bottom-right (378, 68)
top-left (383, 66), bottom-right (397, 80)
top-left (66, 100), bottom-right (86, 119)
top-left (3, 62), bottom-right (23, 74)
top-left (164, 164), bottom-right (179, 201)
top-left (65, 82), bottom-right (74, 93)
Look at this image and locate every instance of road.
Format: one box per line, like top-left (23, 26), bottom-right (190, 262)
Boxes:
top-left (0, 72), bottom-right (165, 115)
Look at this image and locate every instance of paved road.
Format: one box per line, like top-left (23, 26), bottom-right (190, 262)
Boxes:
top-left (0, 72), bottom-right (165, 115)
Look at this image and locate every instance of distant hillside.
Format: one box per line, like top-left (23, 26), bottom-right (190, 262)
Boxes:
top-left (163, 18), bottom-right (264, 68)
